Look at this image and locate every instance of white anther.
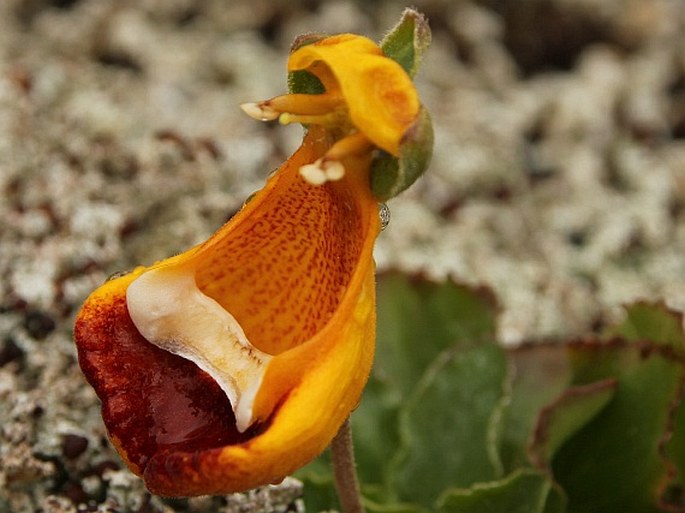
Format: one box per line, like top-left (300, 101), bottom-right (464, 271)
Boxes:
top-left (299, 161), bottom-right (329, 185)
top-left (299, 158), bottom-right (346, 186)
top-left (240, 102), bottom-right (280, 121)
top-left (322, 160), bottom-right (345, 181)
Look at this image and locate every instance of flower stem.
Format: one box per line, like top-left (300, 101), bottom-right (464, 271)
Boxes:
top-left (331, 418), bottom-right (365, 513)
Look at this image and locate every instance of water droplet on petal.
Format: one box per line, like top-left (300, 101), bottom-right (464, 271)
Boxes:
top-left (379, 203), bottom-right (391, 231)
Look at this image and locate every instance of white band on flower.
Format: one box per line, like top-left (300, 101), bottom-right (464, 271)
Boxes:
top-left (126, 267), bottom-right (272, 433)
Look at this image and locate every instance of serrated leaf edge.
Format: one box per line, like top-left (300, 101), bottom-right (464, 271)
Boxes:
top-left (527, 378), bottom-right (618, 472)
top-left (656, 370), bottom-right (685, 511)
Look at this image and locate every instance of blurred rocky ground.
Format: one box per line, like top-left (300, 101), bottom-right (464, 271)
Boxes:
top-left (1, 0), bottom-right (684, 511)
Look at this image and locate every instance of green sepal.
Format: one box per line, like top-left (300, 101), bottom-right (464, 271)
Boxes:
top-left (287, 70), bottom-right (325, 95)
top-left (380, 8), bottom-right (432, 78)
top-left (371, 105), bottom-right (434, 201)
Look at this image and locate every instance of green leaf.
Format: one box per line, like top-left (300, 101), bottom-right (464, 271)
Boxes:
top-left (365, 499), bottom-right (428, 513)
top-left (601, 302), bottom-right (685, 508)
top-left (352, 376), bottom-right (402, 489)
top-left (605, 302), bottom-right (685, 509)
top-left (374, 272), bottom-right (498, 399)
top-left (389, 343), bottom-right (509, 507)
top-left (380, 8), bottom-right (432, 78)
top-left (360, 273), bottom-right (499, 502)
top-left (604, 301), bottom-right (685, 352)
top-left (528, 379), bottom-right (617, 469)
top-left (437, 469), bottom-right (566, 513)
top-left (551, 339), bottom-right (685, 513)
top-left (496, 345), bottom-right (573, 473)
top-left (664, 395), bottom-right (685, 509)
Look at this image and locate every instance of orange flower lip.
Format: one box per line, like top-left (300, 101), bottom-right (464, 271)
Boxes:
top-left (75, 278), bottom-right (261, 476)
top-left (73, 24), bottom-right (429, 497)
top-left (74, 126), bottom-right (380, 496)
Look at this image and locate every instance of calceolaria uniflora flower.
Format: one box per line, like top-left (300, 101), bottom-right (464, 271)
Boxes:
top-left (74, 9), bottom-right (433, 497)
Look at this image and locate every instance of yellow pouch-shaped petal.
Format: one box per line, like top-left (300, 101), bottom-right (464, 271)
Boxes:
top-left (74, 126), bottom-right (379, 496)
top-left (74, 20), bottom-right (432, 497)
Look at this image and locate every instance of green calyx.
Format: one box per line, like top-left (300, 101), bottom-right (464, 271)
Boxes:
top-left (286, 10), bottom-right (434, 201)
top-left (380, 7), bottom-right (432, 79)
top-left (371, 106), bottom-right (434, 201)
top-left (372, 8), bottom-right (434, 201)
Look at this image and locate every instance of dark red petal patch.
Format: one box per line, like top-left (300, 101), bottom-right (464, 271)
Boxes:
top-left (74, 292), bottom-right (259, 474)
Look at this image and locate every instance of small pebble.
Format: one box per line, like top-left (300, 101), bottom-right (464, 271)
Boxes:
top-left (62, 434), bottom-right (89, 460)
top-left (23, 310), bottom-right (56, 340)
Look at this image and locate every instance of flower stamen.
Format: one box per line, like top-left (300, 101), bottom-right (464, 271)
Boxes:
top-left (243, 93), bottom-right (374, 186)
top-left (298, 133), bottom-right (373, 185)
top-left (300, 158), bottom-right (345, 185)
top-left (241, 93), bottom-right (344, 123)
top-left (326, 132), bottom-right (373, 160)
top-left (240, 102), bottom-right (280, 122)
top-left (279, 111), bottom-right (341, 127)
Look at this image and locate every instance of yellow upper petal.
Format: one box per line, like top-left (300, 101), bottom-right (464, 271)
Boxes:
top-left (288, 34), bottom-right (420, 155)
